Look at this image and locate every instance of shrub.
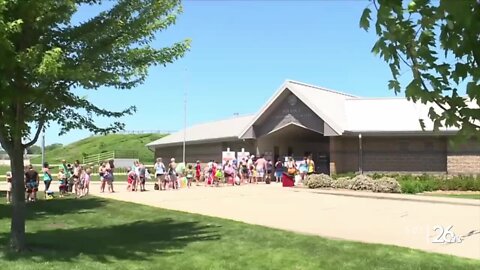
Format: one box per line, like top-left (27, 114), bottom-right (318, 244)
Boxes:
top-left (350, 175), bottom-right (375, 191)
top-left (304, 174), bottom-right (333, 189)
top-left (331, 172), bottom-right (357, 180)
top-left (372, 177), bottom-right (401, 193)
top-left (396, 174), bottom-right (480, 193)
top-left (331, 177), bottom-right (355, 189)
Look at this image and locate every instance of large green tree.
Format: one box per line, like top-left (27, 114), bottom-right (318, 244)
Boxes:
top-left (0, 0), bottom-right (189, 251)
top-left (360, 0), bottom-right (480, 137)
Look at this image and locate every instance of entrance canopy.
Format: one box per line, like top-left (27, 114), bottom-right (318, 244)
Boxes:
top-left (260, 122), bottom-right (325, 141)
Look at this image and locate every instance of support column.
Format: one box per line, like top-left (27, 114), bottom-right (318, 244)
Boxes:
top-left (329, 137), bottom-right (337, 176)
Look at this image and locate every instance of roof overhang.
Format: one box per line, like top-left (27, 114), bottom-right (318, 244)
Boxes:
top-left (146, 136), bottom-right (242, 150)
top-left (342, 130), bottom-right (458, 137)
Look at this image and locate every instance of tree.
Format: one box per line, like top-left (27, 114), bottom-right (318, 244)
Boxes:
top-left (360, 0), bottom-right (480, 137)
top-left (0, 0), bottom-right (190, 251)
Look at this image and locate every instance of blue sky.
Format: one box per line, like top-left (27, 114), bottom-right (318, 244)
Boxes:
top-left (43, 0), bottom-right (409, 146)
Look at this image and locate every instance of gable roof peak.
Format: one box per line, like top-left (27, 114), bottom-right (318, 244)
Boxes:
top-left (285, 79), bottom-right (359, 98)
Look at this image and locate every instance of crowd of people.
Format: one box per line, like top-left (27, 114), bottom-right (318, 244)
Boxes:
top-left (4, 159), bottom-right (112, 203)
top-left (4, 154), bottom-right (316, 202)
top-left (148, 154), bottom-right (316, 191)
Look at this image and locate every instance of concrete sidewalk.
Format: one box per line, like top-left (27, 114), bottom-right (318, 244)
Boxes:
top-left (296, 187), bottom-right (480, 207)
top-left (1, 182), bottom-right (479, 259)
top-left (86, 182), bottom-right (480, 260)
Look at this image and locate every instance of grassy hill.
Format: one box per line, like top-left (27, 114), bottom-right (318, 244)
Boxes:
top-left (30, 133), bottom-right (167, 165)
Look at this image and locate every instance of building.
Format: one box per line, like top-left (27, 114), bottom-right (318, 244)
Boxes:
top-left (146, 80), bottom-right (480, 175)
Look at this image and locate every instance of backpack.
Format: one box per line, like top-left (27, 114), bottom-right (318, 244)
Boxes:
top-left (154, 183), bottom-right (160, 190)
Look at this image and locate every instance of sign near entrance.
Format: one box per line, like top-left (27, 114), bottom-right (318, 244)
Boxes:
top-left (222, 150), bottom-right (235, 166)
top-left (237, 151), bottom-right (250, 162)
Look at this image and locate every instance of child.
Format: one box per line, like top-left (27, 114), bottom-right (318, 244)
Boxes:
top-left (185, 164), bottom-right (194, 188)
top-left (214, 168), bottom-right (223, 187)
top-left (127, 167), bottom-right (136, 191)
top-left (6, 171), bottom-right (12, 203)
top-left (58, 168), bottom-right (67, 197)
top-left (82, 168), bottom-right (91, 197)
top-left (77, 168), bottom-right (85, 198)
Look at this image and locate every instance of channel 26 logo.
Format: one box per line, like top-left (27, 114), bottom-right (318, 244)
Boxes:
top-left (431, 225), bottom-right (462, 244)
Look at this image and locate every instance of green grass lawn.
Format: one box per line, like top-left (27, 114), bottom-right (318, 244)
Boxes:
top-left (422, 193), bottom-right (480, 200)
top-left (0, 193), bottom-right (478, 269)
top-left (29, 133), bottom-right (166, 164)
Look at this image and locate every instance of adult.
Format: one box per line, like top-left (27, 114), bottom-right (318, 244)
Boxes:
top-left (223, 160), bottom-right (235, 185)
top-left (154, 158), bottom-right (166, 190)
top-left (254, 155), bottom-right (267, 184)
top-left (106, 159), bottom-right (115, 193)
top-left (286, 157), bottom-right (297, 176)
top-left (239, 158), bottom-right (248, 184)
top-left (72, 160), bottom-right (81, 194)
top-left (299, 156), bottom-right (308, 180)
top-left (266, 159), bottom-right (273, 184)
top-left (195, 160), bottom-right (201, 186)
top-left (168, 158), bottom-right (178, 190)
top-left (307, 156), bottom-right (315, 175)
top-left (99, 162), bottom-right (107, 193)
top-left (131, 161), bottom-right (140, 191)
top-left (75, 166), bottom-right (84, 197)
top-left (274, 159), bottom-right (284, 183)
top-left (24, 165), bottom-right (39, 202)
top-left (138, 162), bottom-right (146, 192)
top-left (42, 162), bottom-right (53, 197)
top-left (60, 159), bottom-right (71, 183)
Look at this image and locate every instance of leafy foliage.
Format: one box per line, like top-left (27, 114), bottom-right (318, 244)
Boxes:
top-left (360, 0), bottom-right (480, 138)
top-left (0, 0), bottom-right (190, 151)
top-left (0, 0), bottom-right (189, 250)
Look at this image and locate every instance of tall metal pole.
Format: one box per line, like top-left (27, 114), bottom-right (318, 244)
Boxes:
top-left (41, 127), bottom-right (46, 165)
top-left (182, 68), bottom-right (187, 164)
top-left (358, 133), bottom-right (363, 174)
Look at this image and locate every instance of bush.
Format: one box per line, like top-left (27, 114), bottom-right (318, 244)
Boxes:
top-left (372, 177), bottom-right (401, 193)
top-left (303, 173), bottom-right (480, 194)
top-left (396, 174), bottom-right (480, 193)
top-left (304, 174), bottom-right (333, 189)
top-left (331, 172), bottom-right (357, 179)
top-left (350, 175), bottom-right (375, 191)
top-left (331, 177), bottom-right (355, 189)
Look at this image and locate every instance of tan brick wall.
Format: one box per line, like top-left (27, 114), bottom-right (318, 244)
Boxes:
top-left (329, 137), bottom-right (359, 174)
top-left (447, 140), bottom-right (480, 175)
top-left (332, 136), bottom-right (447, 173)
top-left (155, 142), bottom-right (223, 164)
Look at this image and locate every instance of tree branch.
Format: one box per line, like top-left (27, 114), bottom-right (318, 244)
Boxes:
top-left (23, 119), bottom-right (45, 148)
top-left (0, 131), bottom-right (12, 153)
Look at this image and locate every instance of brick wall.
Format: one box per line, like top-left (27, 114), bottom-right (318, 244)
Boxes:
top-left (332, 136), bottom-right (447, 173)
top-left (447, 140), bottom-right (480, 175)
top-left (154, 142), bottom-right (223, 164)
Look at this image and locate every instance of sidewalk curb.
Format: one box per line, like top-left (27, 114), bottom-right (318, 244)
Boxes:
top-left (291, 187), bottom-right (480, 207)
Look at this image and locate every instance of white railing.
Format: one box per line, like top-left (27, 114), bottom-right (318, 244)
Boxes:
top-left (82, 151), bottom-right (115, 165)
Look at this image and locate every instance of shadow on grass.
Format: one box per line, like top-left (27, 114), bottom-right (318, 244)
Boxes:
top-left (1, 218), bottom-right (220, 263)
top-left (0, 191), bottom-right (107, 221)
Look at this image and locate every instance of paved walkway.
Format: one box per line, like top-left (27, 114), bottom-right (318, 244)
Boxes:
top-left (1, 182), bottom-right (479, 259)
top-left (87, 182), bottom-right (480, 260)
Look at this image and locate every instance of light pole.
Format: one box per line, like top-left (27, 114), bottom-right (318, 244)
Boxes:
top-left (182, 68), bottom-right (187, 164)
top-left (358, 133), bottom-right (363, 174)
top-left (41, 127), bottom-right (46, 165)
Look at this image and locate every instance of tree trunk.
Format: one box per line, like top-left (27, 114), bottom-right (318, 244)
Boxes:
top-left (9, 140), bottom-right (27, 251)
